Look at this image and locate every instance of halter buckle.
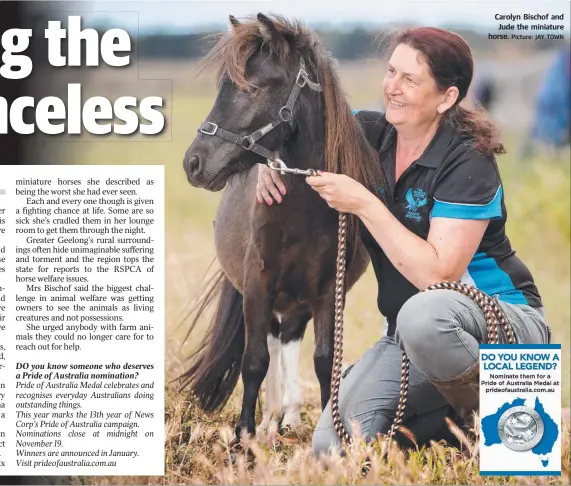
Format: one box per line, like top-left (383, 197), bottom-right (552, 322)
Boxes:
top-left (279, 106), bottom-right (293, 122)
top-left (241, 136), bottom-right (254, 150)
top-left (200, 122), bottom-right (218, 135)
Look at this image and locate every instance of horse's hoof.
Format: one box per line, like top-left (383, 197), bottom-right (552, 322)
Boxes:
top-left (278, 422), bottom-right (292, 436)
top-left (259, 416), bottom-right (279, 435)
top-left (229, 448), bottom-right (256, 465)
top-left (276, 417), bottom-right (299, 444)
top-left (228, 437), bottom-right (256, 465)
top-left (229, 437), bottom-right (242, 452)
top-left (229, 450), bottom-right (240, 465)
top-left (228, 438), bottom-right (243, 465)
top-left (279, 410), bottom-right (301, 430)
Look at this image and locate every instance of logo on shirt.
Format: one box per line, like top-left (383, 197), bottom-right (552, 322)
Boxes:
top-left (405, 187), bottom-right (427, 221)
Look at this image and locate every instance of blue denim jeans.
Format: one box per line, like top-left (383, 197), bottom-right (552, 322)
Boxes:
top-left (311, 289), bottom-right (551, 458)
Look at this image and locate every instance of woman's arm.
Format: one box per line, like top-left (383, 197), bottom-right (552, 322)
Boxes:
top-left (306, 172), bottom-right (490, 290)
top-left (356, 193), bottom-right (489, 289)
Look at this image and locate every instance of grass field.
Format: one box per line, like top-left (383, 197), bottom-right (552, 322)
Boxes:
top-left (51, 59), bottom-right (571, 484)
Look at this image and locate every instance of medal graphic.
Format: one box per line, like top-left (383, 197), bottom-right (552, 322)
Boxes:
top-left (497, 406), bottom-right (545, 451)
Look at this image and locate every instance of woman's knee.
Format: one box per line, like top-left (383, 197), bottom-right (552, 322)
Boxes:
top-left (396, 289), bottom-right (461, 349)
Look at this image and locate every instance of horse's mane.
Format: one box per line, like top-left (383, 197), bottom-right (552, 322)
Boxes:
top-left (198, 14), bottom-right (388, 241)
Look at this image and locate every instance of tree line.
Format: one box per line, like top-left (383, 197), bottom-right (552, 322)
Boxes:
top-left (136, 26), bottom-right (561, 60)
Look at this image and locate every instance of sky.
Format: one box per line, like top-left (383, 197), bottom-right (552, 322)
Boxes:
top-left (38, 0), bottom-right (571, 33)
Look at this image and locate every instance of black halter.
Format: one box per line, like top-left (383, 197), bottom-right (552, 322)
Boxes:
top-left (197, 58), bottom-right (323, 162)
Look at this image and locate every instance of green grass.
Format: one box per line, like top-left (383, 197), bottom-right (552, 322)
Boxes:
top-left (53, 65), bottom-right (571, 483)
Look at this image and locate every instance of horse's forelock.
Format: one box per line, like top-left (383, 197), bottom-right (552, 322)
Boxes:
top-left (199, 15), bottom-right (316, 93)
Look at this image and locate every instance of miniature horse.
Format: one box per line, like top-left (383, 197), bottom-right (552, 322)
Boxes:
top-left (180, 13), bottom-right (386, 444)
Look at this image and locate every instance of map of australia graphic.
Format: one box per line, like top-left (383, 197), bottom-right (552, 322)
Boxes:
top-left (481, 397), bottom-right (559, 466)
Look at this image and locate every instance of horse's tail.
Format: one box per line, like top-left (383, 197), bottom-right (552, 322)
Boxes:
top-left (176, 270), bottom-right (245, 412)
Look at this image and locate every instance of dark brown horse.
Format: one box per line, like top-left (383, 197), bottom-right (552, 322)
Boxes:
top-left (180, 13), bottom-right (387, 444)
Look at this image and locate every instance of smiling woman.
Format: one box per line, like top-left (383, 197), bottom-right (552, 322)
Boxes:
top-left (256, 25), bottom-right (552, 457)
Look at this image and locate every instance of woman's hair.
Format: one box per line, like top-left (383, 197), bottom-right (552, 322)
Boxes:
top-left (387, 27), bottom-right (506, 155)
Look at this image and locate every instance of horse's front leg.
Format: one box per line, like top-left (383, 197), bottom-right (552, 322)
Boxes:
top-left (278, 310), bottom-right (311, 431)
top-left (234, 277), bottom-right (273, 443)
top-left (311, 291), bottom-right (336, 411)
top-left (259, 318), bottom-right (282, 434)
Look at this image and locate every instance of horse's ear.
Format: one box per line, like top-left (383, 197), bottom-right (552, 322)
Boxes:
top-left (257, 13), bottom-right (280, 43)
top-left (228, 15), bottom-right (240, 31)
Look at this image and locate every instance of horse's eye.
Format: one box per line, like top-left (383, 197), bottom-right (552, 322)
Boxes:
top-left (234, 90), bottom-right (250, 101)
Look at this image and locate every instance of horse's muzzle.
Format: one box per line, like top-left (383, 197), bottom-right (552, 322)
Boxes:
top-left (183, 153), bottom-right (227, 191)
top-left (184, 154), bottom-right (202, 179)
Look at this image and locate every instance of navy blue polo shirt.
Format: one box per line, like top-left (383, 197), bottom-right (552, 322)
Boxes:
top-left (353, 110), bottom-right (542, 328)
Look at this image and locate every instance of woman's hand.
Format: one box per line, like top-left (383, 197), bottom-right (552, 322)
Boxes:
top-left (305, 170), bottom-right (375, 215)
top-left (256, 164), bottom-right (287, 205)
